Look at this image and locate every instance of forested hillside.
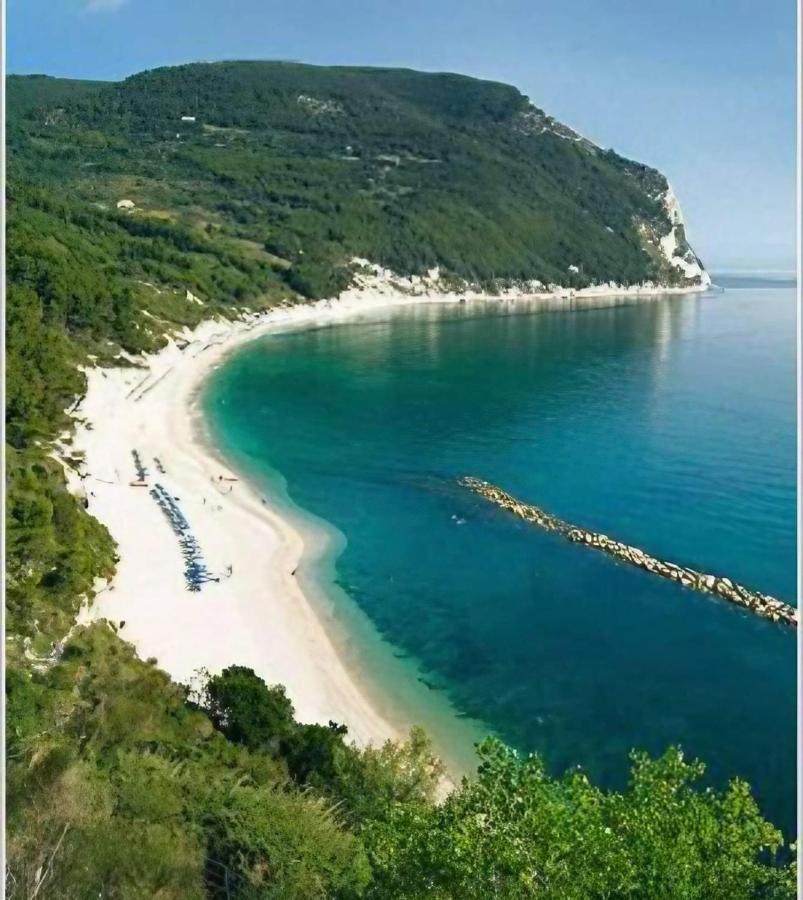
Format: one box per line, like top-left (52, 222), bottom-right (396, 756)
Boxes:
top-left (8, 62), bottom-right (705, 301)
top-left (6, 63), bottom-right (790, 899)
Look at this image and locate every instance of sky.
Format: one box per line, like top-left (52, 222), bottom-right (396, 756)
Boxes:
top-left (8, 0), bottom-right (798, 271)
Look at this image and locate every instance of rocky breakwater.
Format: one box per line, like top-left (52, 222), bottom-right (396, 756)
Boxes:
top-left (459, 477), bottom-right (797, 629)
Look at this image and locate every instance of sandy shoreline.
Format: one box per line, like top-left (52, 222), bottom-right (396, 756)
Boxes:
top-left (68, 272), bottom-right (710, 755)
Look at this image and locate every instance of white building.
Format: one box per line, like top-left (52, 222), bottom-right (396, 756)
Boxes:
top-left (116, 199), bottom-right (135, 210)
top-left (180, 115), bottom-right (196, 123)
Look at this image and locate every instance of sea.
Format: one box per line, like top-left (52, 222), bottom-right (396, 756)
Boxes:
top-left (202, 274), bottom-right (797, 837)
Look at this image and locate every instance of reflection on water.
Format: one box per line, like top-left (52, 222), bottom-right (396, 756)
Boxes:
top-left (204, 285), bottom-right (796, 837)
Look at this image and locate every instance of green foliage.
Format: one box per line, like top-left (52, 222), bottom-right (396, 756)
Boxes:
top-left (5, 448), bottom-right (116, 642)
top-left (199, 666), bottom-right (354, 789)
top-left (7, 180), bottom-right (287, 361)
top-left (5, 627), bottom-right (370, 899)
top-left (197, 782), bottom-right (371, 898)
top-left (8, 60), bottom-right (697, 295)
top-left (195, 666), bottom-right (443, 820)
top-left (6, 589), bottom-right (796, 898)
top-left (6, 74), bottom-right (111, 116)
top-left (5, 60), bottom-right (784, 900)
top-left (364, 737), bottom-right (795, 898)
top-left (201, 664), bottom-right (296, 752)
top-left (331, 725), bottom-right (445, 827)
top-left (5, 283), bottom-right (84, 447)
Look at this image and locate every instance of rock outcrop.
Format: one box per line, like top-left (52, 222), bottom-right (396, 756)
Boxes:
top-left (460, 477), bottom-right (796, 629)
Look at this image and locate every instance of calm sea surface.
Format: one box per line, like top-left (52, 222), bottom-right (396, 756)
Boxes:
top-left (203, 276), bottom-right (797, 836)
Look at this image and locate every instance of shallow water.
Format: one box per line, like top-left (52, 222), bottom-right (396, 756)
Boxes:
top-left (203, 279), bottom-right (796, 836)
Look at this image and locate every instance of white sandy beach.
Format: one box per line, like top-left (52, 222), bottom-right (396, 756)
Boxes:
top-left (67, 267), bottom-right (711, 751)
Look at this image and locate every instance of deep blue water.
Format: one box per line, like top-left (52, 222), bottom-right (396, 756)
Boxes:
top-left (204, 280), bottom-right (797, 837)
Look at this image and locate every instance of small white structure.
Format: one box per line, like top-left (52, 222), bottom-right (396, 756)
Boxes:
top-left (116, 199), bottom-right (135, 210)
top-left (180, 115), bottom-right (196, 123)
top-left (568, 264), bottom-right (580, 273)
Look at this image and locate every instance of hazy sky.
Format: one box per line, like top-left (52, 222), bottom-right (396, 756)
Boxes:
top-left (9, 0), bottom-right (798, 271)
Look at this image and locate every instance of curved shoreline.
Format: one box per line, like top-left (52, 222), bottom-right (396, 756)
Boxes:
top-left (193, 369), bottom-right (491, 769)
top-left (76, 306), bottom-right (411, 749)
top-left (71, 278), bottom-right (711, 766)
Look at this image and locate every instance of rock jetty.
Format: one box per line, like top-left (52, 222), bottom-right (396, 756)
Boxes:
top-left (459, 477), bottom-right (797, 629)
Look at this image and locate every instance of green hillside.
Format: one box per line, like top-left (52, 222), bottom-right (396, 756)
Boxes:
top-left (6, 74), bottom-right (109, 114)
top-left (7, 63), bottom-right (787, 900)
top-left (8, 61), bottom-right (704, 303)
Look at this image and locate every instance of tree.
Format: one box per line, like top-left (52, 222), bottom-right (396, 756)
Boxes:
top-left (199, 665), bottom-right (296, 754)
top-left (364, 737), bottom-right (796, 899)
top-left (331, 726), bottom-right (444, 826)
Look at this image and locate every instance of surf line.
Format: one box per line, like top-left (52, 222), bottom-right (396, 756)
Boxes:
top-left (459, 476), bottom-right (797, 629)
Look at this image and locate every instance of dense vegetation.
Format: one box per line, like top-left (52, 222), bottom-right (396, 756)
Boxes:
top-left (5, 63), bottom-right (791, 898)
top-left (7, 636), bottom-right (796, 898)
top-left (8, 62), bottom-right (700, 299)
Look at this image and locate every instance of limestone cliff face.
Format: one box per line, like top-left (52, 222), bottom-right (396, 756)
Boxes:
top-left (632, 184), bottom-right (710, 289)
top-left (657, 185), bottom-right (711, 287)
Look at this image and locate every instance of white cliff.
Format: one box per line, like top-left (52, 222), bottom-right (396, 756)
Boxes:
top-left (659, 185), bottom-right (711, 286)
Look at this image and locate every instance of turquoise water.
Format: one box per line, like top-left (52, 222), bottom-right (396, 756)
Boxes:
top-left (203, 278), bottom-right (797, 836)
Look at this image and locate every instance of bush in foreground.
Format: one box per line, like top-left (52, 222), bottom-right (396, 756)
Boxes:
top-left (6, 633), bottom-right (796, 898)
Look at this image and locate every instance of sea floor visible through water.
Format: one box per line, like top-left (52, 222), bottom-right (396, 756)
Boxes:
top-left (203, 275), bottom-right (797, 837)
